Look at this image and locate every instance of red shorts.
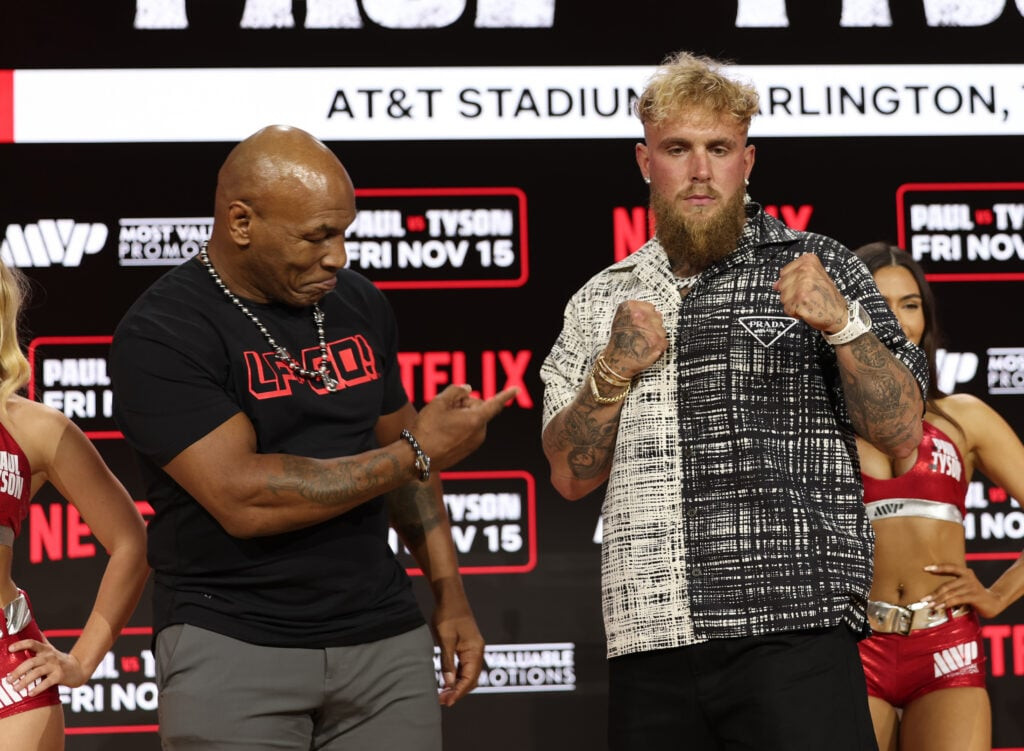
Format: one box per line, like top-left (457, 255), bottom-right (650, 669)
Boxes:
top-left (0, 591), bottom-right (61, 719)
top-left (858, 610), bottom-right (986, 708)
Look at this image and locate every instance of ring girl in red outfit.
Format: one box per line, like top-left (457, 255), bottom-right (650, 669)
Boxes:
top-left (854, 242), bottom-right (1024, 751)
top-left (0, 260), bottom-right (148, 750)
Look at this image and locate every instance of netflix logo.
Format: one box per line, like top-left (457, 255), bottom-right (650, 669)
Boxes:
top-left (398, 349), bottom-right (533, 408)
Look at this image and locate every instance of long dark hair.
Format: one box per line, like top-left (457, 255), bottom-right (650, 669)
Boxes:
top-left (854, 242), bottom-right (961, 433)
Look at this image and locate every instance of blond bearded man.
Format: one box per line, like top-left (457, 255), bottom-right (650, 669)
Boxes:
top-left (541, 52), bottom-right (927, 750)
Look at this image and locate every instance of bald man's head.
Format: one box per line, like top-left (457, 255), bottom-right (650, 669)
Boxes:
top-left (205, 125), bottom-right (356, 306)
top-left (216, 125), bottom-right (350, 220)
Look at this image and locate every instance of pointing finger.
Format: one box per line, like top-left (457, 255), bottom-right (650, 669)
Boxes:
top-left (482, 387), bottom-right (520, 415)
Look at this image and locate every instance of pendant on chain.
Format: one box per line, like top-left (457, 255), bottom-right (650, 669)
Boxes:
top-left (199, 245), bottom-right (338, 392)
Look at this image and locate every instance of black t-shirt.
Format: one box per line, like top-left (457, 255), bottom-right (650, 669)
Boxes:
top-left (110, 258), bottom-right (424, 647)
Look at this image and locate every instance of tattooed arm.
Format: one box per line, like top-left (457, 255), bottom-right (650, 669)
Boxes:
top-left (836, 333), bottom-right (923, 457)
top-left (774, 253), bottom-right (923, 458)
top-left (380, 404), bottom-right (484, 708)
top-left (543, 300), bottom-right (668, 500)
top-left (161, 383), bottom-right (517, 538)
top-left (542, 384), bottom-right (627, 500)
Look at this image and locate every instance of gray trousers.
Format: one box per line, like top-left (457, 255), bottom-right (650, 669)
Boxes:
top-left (156, 623), bottom-right (441, 751)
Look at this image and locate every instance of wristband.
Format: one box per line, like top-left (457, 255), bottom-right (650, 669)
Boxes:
top-left (399, 429), bottom-right (431, 482)
top-left (822, 299), bottom-right (872, 346)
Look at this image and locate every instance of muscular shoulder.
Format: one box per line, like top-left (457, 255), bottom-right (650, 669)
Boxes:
top-left (115, 261), bottom-right (212, 335)
top-left (787, 231), bottom-right (856, 271)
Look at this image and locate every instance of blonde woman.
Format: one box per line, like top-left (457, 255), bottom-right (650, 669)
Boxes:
top-left (0, 260), bottom-right (148, 750)
top-left (854, 242), bottom-right (1024, 751)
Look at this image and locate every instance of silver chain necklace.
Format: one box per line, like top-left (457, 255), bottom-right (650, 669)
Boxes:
top-left (199, 245), bottom-right (338, 392)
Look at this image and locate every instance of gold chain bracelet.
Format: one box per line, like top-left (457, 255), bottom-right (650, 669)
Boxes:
top-left (590, 372), bottom-right (630, 404)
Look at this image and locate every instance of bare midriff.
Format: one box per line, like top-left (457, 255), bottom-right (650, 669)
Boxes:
top-left (869, 516), bottom-right (967, 605)
top-left (0, 544), bottom-right (18, 609)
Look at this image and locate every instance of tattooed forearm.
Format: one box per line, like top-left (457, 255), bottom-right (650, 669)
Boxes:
top-left (387, 482), bottom-right (444, 547)
top-left (840, 334), bottom-right (922, 456)
top-left (269, 452), bottom-right (404, 506)
top-left (544, 397), bottom-right (622, 480)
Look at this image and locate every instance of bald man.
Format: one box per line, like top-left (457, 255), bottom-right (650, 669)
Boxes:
top-left (110, 125), bottom-right (514, 750)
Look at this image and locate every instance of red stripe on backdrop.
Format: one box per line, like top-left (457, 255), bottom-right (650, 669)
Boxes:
top-left (0, 70), bottom-right (12, 143)
top-left (927, 273), bottom-right (1024, 283)
top-left (967, 552), bottom-right (1022, 561)
top-left (65, 726), bottom-right (160, 735)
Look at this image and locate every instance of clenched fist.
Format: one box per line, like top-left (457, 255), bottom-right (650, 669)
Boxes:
top-left (603, 300), bottom-right (668, 377)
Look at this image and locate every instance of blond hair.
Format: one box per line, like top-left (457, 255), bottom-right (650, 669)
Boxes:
top-left (0, 261), bottom-right (31, 414)
top-left (634, 51), bottom-right (760, 130)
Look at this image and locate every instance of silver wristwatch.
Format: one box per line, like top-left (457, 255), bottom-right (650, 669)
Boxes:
top-left (822, 299), bottom-right (872, 346)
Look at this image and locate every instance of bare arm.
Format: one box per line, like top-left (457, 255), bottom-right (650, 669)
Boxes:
top-left (775, 253), bottom-right (923, 458)
top-left (8, 401), bottom-right (148, 694)
top-left (163, 384), bottom-right (517, 539)
top-left (924, 395), bottom-right (1024, 617)
top-left (379, 405), bottom-right (483, 707)
top-left (542, 385), bottom-right (627, 501)
top-left (543, 300), bottom-right (667, 500)
top-left (835, 333), bottom-right (923, 458)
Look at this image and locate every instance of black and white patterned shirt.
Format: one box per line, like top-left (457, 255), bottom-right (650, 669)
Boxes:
top-left (541, 206), bottom-right (927, 658)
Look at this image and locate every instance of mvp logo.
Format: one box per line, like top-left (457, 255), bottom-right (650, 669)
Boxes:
top-left (870, 501), bottom-right (905, 519)
top-left (935, 349), bottom-right (978, 394)
top-left (933, 640), bottom-right (979, 677)
top-left (1, 221), bottom-right (108, 268)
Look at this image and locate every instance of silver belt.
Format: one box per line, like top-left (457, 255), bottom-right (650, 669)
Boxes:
top-left (1, 592), bottom-right (31, 637)
top-left (867, 599), bottom-right (971, 635)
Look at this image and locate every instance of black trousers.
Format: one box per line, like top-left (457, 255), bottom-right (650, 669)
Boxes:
top-left (608, 624), bottom-right (878, 751)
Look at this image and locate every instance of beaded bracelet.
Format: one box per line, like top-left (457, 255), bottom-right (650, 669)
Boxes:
top-left (399, 428), bottom-right (432, 482)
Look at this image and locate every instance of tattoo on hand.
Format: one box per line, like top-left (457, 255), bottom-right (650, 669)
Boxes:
top-left (609, 308), bottom-right (655, 362)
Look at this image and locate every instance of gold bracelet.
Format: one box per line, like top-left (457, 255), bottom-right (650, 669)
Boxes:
top-left (590, 372), bottom-right (630, 404)
top-left (594, 355), bottom-right (632, 387)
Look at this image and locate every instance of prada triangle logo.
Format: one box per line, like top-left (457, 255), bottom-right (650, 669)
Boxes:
top-left (738, 316), bottom-right (799, 348)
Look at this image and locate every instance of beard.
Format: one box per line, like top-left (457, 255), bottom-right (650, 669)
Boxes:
top-left (651, 186), bottom-right (748, 274)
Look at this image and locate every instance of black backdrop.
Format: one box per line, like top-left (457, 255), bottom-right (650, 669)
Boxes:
top-left (3, 2), bottom-right (1024, 749)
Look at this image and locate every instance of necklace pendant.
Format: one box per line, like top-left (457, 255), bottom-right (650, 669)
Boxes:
top-left (200, 244), bottom-right (338, 395)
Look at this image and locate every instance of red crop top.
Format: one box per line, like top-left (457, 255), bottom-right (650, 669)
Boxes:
top-left (0, 420), bottom-right (31, 541)
top-left (861, 421), bottom-right (968, 524)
